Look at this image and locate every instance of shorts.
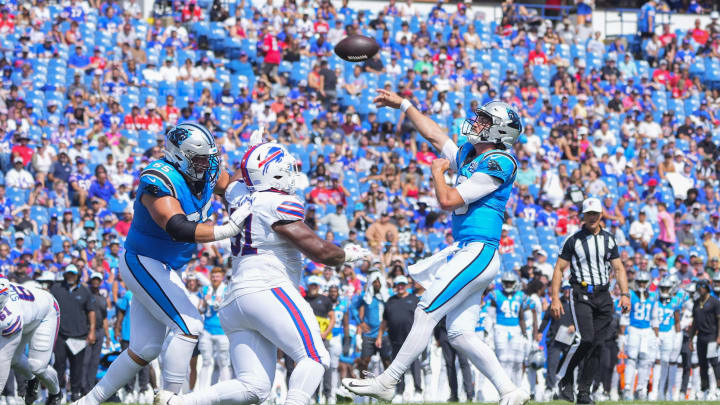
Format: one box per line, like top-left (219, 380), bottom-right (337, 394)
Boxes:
top-left (360, 335), bottom-right (393, 361)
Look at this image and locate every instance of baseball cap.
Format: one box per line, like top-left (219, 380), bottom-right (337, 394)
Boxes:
top-left (90, 272), bottom-right (103, 281)
top-left (14, 232), bottom-right (24, 240)
top-left (535, 249), bottom-right (547, 257)
top-left (582, 197), bottom-right (602, 214)
top-left (394, 275), bottom-right (409, 285)
top-left (307, 275), bottom-right (324, 286)
top-left (84, 220), bottom-right (95, 229)
top-left (13, 157), bottom-right (23, 164)
top-left (37, 271), bottom-right (57, 282)
top-left (64, 264), bottom-right (78, 274)
top-left (648, 178), bottom-right (658, 187)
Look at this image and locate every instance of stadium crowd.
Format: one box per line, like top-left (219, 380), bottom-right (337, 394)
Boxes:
top-left (1, 0), bottom-right (720, 403)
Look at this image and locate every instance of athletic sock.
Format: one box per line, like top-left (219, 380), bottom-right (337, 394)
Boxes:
top-left (182, 380), bottom-right (257, 405)
top-left (624, 358), bottom-right (637, 392)
top-left (77, 351), bottom-right (142, 405)
top-left (379, 308), bottom-right (438, 387)
top-left (162, 334), bottom-right (198, 393)
top-left (448, 332), bottom-right (515, 396)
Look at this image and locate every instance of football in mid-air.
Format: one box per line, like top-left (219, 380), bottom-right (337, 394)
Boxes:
top-left (334, 35), bottom-right (380, 62)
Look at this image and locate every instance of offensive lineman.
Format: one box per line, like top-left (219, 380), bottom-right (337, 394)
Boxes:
top-left (76, 123), bottom-right (252, 405)
top-left (0, 279), bottom-right (62, 405)
top-left (342, 90), bottom-right (530, 405)
top-left (155, 141), bottom-right (371, 405)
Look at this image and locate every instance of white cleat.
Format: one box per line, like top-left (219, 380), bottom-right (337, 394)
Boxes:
top-left (154, 390), bottom-right (182, 405)
top-left (498, 389), bottom-right (530, 405)
top-left (341, 377), bottom-right (395, 402)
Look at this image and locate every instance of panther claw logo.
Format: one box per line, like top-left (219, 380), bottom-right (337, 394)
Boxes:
top-left (168, 127), bottom-right (190, 146)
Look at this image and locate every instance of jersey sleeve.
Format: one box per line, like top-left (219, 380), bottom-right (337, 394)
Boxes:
top-left (138, 170), bottom-right (176, 198)
top-left (225, 180), bottom-right (251, 208)
top-left (440, 139), bottom-right (460, 171)
top-left (477, 152), bottom-right (517, 184)
top-left (559, 235), bottom-right (575, 261)
top-left (273, 197), bottom-right (305, 222)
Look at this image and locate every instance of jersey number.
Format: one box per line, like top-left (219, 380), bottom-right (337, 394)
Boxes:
top-left (0, 307), bottom-right (10, 322)
top-left (500, 299), bottom-right (521, 320)
top-left (454, 175), bottom-right (469, 215)
top-left (632, 302), bottom-right (651, 321)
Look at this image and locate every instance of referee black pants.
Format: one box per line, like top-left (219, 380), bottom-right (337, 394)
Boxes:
top-left (556, 288), bottom-right (613, 396)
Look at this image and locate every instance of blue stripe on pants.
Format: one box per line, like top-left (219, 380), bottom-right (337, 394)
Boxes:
top-left (423, 245), bottom-right (494, 313)
top-left (124, 252), bottom-right (191, 335)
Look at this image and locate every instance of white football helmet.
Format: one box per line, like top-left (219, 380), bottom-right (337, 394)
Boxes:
top-left (164, 122), bottom-right (220, 184)
top-left (658, 277), bottom-right (674, 301)
top-left (462, 100), bottom-right (523, 149)
top-left (0, 278), bottom-right (10, 311)
top-left (635, 271), bottom-right (651, 295)
top-left (501, 271), bottom-right (519, 294)
top-left (239, 142), bottom-right (298, 193)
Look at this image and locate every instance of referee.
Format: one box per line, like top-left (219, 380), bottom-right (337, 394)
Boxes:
top-left (550, 197), bottom-right (631, 404)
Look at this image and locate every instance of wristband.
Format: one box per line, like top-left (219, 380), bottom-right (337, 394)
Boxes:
top-left (400, 99), bottom-right (413, 113)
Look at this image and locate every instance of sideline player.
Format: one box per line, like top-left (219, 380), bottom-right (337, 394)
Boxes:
top-left (621, 271), bottom-right (656, 400)
top-left (76, 122), bottom-right (252, 405)
top-left (155, 141), bottom-right (371, 405)
top-left (198, 267), bottom-right (231, 388)
top-left (486, 272), bottom-right (530, 387)
top-left (342, 90), bottom-right (530, 405)
top-left (0, 278), bottom-right (62, 405)
top-left (651, 277), bottom-right (681, 400)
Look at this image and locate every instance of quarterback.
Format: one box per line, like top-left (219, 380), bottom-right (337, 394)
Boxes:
top-left (155, 141), bottom-right (370, 405)
top-left (77, 123), bottom-right (251, 405)
top-left (342, 90), bottom-right (529, 405)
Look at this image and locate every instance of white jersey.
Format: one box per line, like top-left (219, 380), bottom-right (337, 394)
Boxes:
top-left (1, 283), bottom-right (57, 337)
top-left (225, 181), bottom-right (304, 301)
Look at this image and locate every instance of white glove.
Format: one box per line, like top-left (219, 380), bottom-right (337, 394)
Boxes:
top-left (343, 244), bottom-right (371, 263)
top-left (213, 197), bottom-right (252, 240)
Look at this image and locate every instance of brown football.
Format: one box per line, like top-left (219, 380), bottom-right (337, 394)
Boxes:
top-left (334, 35), bottom-right (380, 62)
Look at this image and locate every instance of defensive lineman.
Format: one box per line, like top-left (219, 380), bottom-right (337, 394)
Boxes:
top-left (342, 89), bottom-right (530, 405)
top-left (0, 279), bottom-right (62, 405)
top-left (155, 141), bottom-right (371, 405)
top-left (76, 123), bottom-right (252, 405)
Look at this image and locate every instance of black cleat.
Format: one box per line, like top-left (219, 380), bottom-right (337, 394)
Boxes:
top-left (576, 392), bottom-right (595, 405)
top-left (45, 393), bottom-right (63, 405)
top-left (557, 380), bottom-right (575, 403)
top-left (25, 378), bottom-right (39, 405)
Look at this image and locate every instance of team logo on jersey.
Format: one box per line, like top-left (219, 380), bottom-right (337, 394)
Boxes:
top-left (487, 159), bottom-right (501, 172)
top-left (259, 146), bottom-right (285, 175)
top-left (167, 127), bottom-right (190, 146)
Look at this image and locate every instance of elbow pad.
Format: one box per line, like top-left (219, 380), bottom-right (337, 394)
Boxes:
top-left (165, 214), bottom-right (198, 243)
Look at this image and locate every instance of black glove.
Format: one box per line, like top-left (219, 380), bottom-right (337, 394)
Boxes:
top-left (342, 335), bottom-right (351, 356)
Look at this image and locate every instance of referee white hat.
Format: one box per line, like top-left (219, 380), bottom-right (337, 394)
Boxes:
top-left (582, 197), bottom-right (603, 214)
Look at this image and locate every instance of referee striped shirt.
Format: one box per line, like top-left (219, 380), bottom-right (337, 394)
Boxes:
top-left (559, 226), bottom-right (619, 286)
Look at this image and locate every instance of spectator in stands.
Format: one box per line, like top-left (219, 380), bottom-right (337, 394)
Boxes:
top-left (5, 156), bottom-right (33, 189)
top-left (629, 211), bottom-right (654, 253)
top-left (321, 204), bottom-right (350, 236)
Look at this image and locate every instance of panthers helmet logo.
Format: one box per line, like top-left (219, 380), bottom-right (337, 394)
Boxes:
top-left (506, 108), bottom-right (522, 131)
top-left (167, 127), bottom-right (190, 147)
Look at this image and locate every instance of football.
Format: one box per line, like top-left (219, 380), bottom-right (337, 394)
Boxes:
top-left (334, 35), bottom-right (380, 62)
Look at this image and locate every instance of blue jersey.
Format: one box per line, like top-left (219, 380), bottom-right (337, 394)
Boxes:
top-left (629, 290), bottom-right (654, 329)
top-left (488, 289), bottom-right (526, 327)
top-left (476, 300), bottom-right (491, 332)
top-left (451, 144), bottom-right (517, 248)
top-left (125, 159), bottom-right (216, 270)
top-left (653, 298), bottom-right (680, 333)
top-left (201, 285), bottom-right (224, 335)
top-left (332, 297), bottom-right (350, 336)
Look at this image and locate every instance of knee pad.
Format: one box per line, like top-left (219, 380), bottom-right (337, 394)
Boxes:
top-left (27, 357), bottom-right (48, 375)
top-left (129, 339), bottom-right (163, 362)
top-left (216, 350), bottom-right (231, 367)
top-left (315, 345), bottom-right (331, 370)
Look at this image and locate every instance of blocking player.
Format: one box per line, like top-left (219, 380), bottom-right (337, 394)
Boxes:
top-left (155, 142), bottom-right (371, 405)
top-left (76, 123), bottom-right (252, 405)
top-left (0, 278), bottom-right (62, 405)
top-left (341, 90), bottom-right (530, 405)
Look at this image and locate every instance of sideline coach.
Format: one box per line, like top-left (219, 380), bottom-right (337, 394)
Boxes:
top-left (549, 197), bottom-right (631, 404)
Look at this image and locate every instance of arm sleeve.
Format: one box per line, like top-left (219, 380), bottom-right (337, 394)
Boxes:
top-left (455, 171), bottom-right (503, 205)
top-left (440, 139), bottom-right (459, 171)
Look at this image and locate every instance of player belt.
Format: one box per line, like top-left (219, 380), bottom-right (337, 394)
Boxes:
top-left (571, 282), bottom-right (609, 294)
